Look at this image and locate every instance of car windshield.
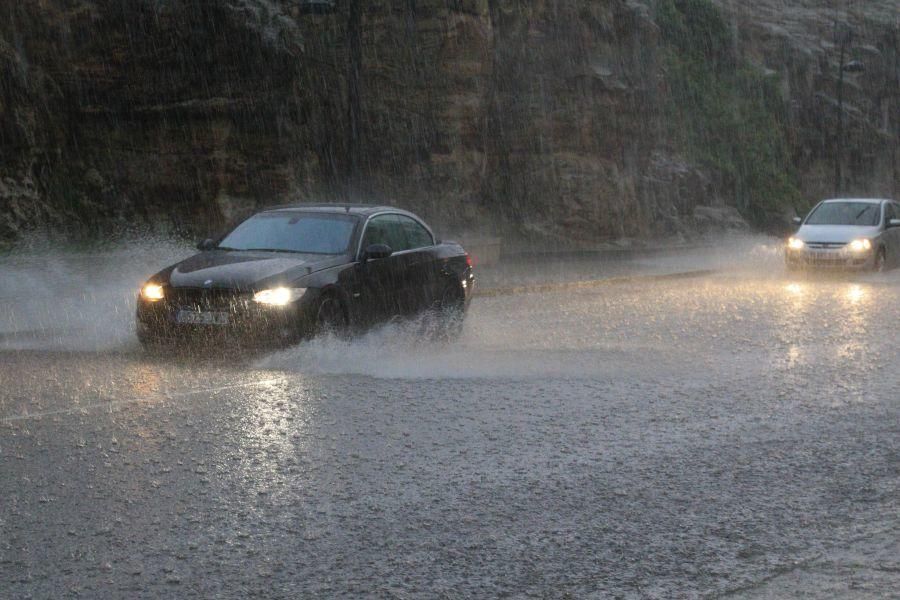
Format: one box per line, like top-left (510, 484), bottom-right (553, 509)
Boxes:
top-left (805, 202), bottom-right (881, 226)
top-left (217, 212), bottom-right (356, 254)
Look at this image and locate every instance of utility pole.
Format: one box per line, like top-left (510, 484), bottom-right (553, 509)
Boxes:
top-left (834, 24), bottom-right (850, 196)
top-left (347, 0), bottom-right (362, 190)
top-left (833, 22), bottom-right (866, 196)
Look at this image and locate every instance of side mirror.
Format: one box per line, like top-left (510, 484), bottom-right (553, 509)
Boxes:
top-left (363, 243), bottom-right (392, 261)
top-left (792, 217), bottom-right (803, 225)
top-left (197, 238), bottom-right (216, 251)
top-left (890, 219), bottom-right (900, 228)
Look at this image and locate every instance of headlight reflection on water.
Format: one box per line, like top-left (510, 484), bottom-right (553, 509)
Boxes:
top-left (774, 281), bottom-right (875, 385)
top-left (845, 284), bottom-right (866, 304)
top-left (231, 376), bottom-right (309, 500)
top-left (835, 284), bottom-right (873, 384)
top-left (775, 282), bottom-right (811, 371)
top-left (784, 283), bottom-right (804, 296)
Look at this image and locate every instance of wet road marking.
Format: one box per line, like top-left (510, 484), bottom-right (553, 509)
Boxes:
top-left (475, 269), bottom-right (718, 298)
top-left (0, 378), bottom-right (284, 423)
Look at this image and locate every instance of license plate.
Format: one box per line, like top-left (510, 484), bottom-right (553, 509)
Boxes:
top-left (175, 310), bottom-right (230, 326)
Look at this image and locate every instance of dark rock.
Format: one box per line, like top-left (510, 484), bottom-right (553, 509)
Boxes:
top-left (0, 0), bottom-right (896, 246)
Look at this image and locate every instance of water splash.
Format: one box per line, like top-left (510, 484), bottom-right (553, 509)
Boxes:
top-left (0, 235), bottom-right (192, 351)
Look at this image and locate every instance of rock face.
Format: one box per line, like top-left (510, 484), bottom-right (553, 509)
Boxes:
top-left (713, 0), bottom-right (899, 213)
top-left (1, 0), bottom-right (897, 245)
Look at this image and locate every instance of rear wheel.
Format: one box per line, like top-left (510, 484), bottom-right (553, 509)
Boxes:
top-left (422, 282), bottom-right (466, 342)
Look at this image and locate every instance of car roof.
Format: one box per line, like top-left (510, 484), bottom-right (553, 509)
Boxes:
top-left (821, 198), bottom-right (892, 204)
top-left (259, 203), bottom-right (419, 218)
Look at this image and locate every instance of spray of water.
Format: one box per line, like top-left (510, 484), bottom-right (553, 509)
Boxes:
top-left (5, 231), bottom-right (871, 378)
top-left (252, 301), bottom-right (675, 380)
top-left (0, 235), bottom-right (193, 351)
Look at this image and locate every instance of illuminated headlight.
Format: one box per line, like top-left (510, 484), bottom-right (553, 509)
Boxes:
top-left (253, 287), bottom-right (306, 306)
top-left (847, 239), bottom-right (872, 252)
top-left (787, 237), bottom-right (805, 250)
top-left (140, 283), bottom-right (165, 301)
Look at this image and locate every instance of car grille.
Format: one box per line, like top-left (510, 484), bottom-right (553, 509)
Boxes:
top-left (805, 242), bottom-right (846, 249)
top-left (807, 256), bottom-right (846, 265)
top-left (799, 252), bottom-right (866, 267)
top-left (168, 288), bottom-right (250, 311)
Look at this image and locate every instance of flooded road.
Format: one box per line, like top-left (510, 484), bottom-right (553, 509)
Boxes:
top-left (2, 239), bottom-right (899, 598)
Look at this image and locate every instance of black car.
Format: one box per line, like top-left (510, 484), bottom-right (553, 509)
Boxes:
top-left (136, 204), bottom-right (474, 347)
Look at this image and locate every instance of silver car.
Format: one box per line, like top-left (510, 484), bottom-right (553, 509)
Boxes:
top-left (785, 198), bottom-right (900, 272)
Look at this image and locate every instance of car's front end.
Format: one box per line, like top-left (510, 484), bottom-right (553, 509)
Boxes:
top-left (136, 281), bottom-right (324, 347)
top-left (136, 209), bottom-right (362, 348)
top-left (785, 233), bottom-right (879, 271)
top-left (785, 200), bottom-right (885, 271)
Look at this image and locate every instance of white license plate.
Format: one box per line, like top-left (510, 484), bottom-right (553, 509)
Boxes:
top-left (175, 310), bottom-right (230, 326)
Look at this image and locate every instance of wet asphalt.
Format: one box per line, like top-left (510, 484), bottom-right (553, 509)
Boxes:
top-left (1, 238), bottom-right (899, 598)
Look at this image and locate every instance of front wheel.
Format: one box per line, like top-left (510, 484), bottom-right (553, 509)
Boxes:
top-left (873, 248), bottom-right (886, 273)
top-left (314, 295), bottom-right (347, 337)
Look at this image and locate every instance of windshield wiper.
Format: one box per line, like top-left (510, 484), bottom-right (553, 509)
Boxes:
top-left (244, 248), bottom-right (307, 254)
top-left (216, 246), bottom-right (338, 254)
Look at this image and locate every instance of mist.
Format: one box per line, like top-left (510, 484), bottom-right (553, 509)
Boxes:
top-left (0, 231), bottom-right (839, 372)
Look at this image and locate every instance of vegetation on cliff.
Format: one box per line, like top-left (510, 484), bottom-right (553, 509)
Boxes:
top-left (657, 0), bottom-right (802, 228)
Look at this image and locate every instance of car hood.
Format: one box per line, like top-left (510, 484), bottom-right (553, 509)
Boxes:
top-left (794, 224), bottom-right (881, 244)
top-left (164, 251), bottom-right (345, 290)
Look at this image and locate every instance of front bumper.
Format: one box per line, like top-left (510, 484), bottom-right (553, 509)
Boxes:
top-left (136, 289), bottom-right (317, 346)
top-left (785, 248), bottom-right (874, 270)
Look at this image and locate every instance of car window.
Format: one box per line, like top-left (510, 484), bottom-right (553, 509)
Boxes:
top-left (885, 203), bottom-right (896, 222)
top-left (218, 212), bottom-right (356, 254)
top-left (396, 215), bottom-right (433, 250)
top-left (805, 202), bottom-right (881, 226)
top-left (362, 215), bottom-right (406, 252)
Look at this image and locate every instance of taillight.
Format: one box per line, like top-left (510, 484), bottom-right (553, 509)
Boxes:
top-left (465, 253), bottom-right (474, 268)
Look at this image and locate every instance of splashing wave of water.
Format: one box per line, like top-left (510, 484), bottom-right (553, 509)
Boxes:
top-left (0, 236), bottom-right (192, 351)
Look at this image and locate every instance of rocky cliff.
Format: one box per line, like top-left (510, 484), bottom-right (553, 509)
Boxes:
top-left (1, 0), bottom-right (898, 246)
top-left (715, 0), bottom-right (899, 216)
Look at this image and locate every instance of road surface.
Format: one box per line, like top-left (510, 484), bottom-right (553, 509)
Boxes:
top-left (2, 236), bottom-right (898, 598)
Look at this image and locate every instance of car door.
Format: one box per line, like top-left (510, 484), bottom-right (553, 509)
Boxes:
top-left (886, 203), bottom-right (900, 266)
top-left (393, 215), bottom-right (438, 314)
top-left (354, 214), bottom-right (406, 324)
top-left (894, 203), bottom-right (900, 266)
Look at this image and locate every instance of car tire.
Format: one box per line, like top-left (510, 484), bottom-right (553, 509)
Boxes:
top-left (873, 247), bottom-right (887, 273)
top-left (423, 282), bottom-right (466, 342)
top-left (314, 294), bottom-right (347, 337)
top-left (137, 334), bottom-right (167, 356)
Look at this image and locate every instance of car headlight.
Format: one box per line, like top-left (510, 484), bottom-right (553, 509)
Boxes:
top-left (787, 237), bottom-right (805, 250)
top-left (253, 287), bottom-right (306, 306)
top-left (847, 239), bottom-right (872, 252)
top-left (140, 283), bottom-right (165, 301)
